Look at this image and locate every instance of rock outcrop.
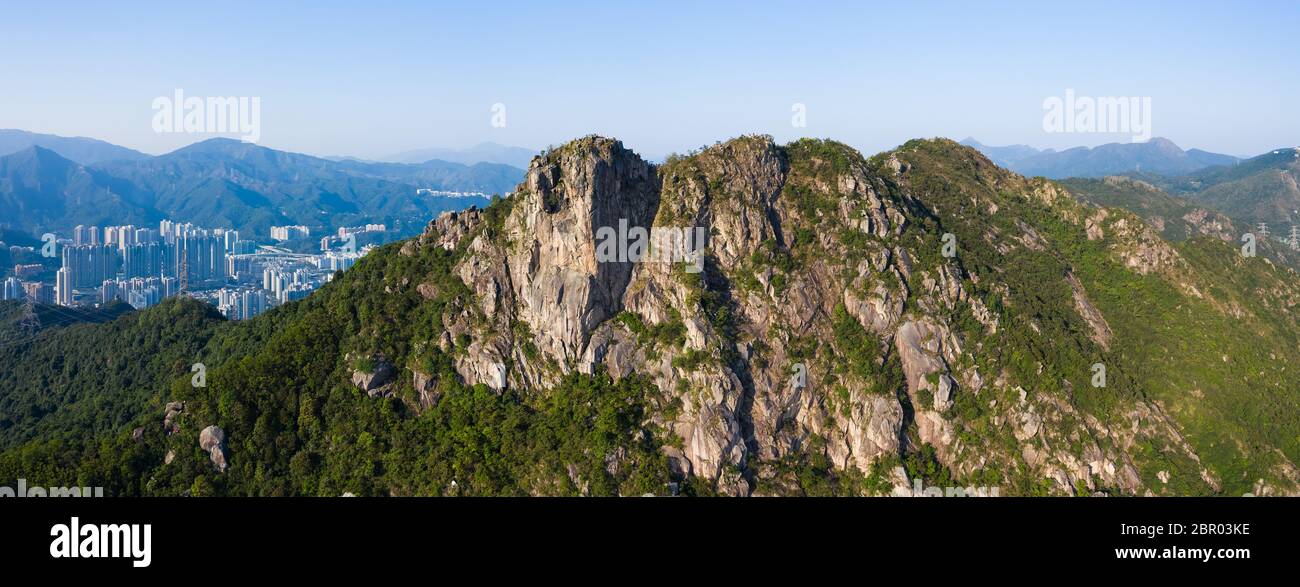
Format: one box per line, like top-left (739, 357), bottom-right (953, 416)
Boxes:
top-left (199, 425), bottom-right (228, 473)
top-left (391, 135), bottom-right (1297, 496)
top-left (350, 356), bottom-right (396, 398)
top-left (163, 401), bottom-right (184, 435)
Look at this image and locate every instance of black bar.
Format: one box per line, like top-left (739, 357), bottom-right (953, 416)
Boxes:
top-left (2, 497), bottom-right (1288, 576)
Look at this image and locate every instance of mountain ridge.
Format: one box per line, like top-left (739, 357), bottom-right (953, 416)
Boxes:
top-left (1132, 146), bottom-right (1300, 225)
top-left (0, 146), bottom-right (160, 231)
top-left (0, 136), bottom-right (523, 237)
top-left (2, 134), bottom-right (1298, 497)
top-left (383, 142), bottom-right (537, 169)
top-left (962, 137), bottom-right (1240, 178)
top-left (0, 129), bottom-right (151, 165)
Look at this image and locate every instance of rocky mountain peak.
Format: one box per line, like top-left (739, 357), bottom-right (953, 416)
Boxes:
top-left (11, 132), bottom-right (1299, 498)
top-left (390, 134), bottom-right (1300, 496)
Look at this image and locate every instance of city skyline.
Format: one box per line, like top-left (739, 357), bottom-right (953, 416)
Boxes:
top-left (2, 216), bottom-right (382, 320)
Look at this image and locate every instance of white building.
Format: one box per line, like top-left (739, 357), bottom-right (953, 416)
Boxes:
top-left (2, 277), bottom-right (23, 301)
top-left (56, 267), bottom-right (73, 306)
top-left (270, 225), bottom-right (310, 241)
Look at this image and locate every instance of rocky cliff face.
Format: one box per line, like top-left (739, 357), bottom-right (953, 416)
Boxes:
top-left (396, 135), bottom-right (1300, 496)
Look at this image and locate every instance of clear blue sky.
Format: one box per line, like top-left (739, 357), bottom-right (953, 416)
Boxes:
top-left (1, 0), bottom-right (1296, 160)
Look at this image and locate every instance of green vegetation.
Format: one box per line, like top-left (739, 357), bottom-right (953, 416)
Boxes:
top-left (0, 298), bottom-right (221, 452)
top-left (4, 136), bottom-right (1299, 497)
top-left (751, 434), bottom-right (872, 496)
top-left (0, 218), bottom-right (674, 496)
top-left (884, 138), bottom-right (1300, 494)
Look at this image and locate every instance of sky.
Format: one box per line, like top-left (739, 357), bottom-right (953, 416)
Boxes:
top-left (1, 0), bottom-right (1296, 161)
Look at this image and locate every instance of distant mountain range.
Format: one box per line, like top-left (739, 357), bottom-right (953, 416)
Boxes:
top-left (961, 137), bottom-right (1239, 178)
top-left (0, 131), bottom-right (526, 239)
top-left (383, 142), bottom-right (537, 169)
top-left (1124, 147), bottom-right (1300, 226)
top-left (985, 135), bottom-right (1300, 231)
top-left (0, 146), bottom-right (158, 232)
top-left (9, 127), bottom-right (1296, 254)
top-left (0, 129), bottom-right (150, 165)
top-left (963, 135), bottom-right (1300, 234)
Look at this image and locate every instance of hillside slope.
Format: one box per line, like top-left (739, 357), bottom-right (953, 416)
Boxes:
top-left (0, 147), bottom-right (160, 231)
top-left (1146, 147), bottom-right (1300, 226)
top-left (2, 136), bottom-right (1297, 497)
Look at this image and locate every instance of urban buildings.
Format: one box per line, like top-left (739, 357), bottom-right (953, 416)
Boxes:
top-left (13, 220), bottom-right (382, 320)
top-left (270, 225), bottom-right (311, 241)
top-left (13, 264), bottom-right (42, 279)
top-left (23, 281), bottom-right (53, 304)
top-left (216, 288), bottom-right (267, 320)
top-left (1, 277), bottom-right (22, 301)
top-left (321, 223), bottom-right (386, 250)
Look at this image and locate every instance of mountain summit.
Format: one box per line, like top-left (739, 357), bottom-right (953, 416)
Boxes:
top-left (0, 146), bottom-right (156, 229)
top-left (0, 129), bottom-right (150, 165)
top-left (3, 135), bottom-right (1298, 497)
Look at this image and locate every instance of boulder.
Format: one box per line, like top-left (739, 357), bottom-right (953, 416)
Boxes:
top-left (163, 401), bottom-right (185, 435)
top-left (934, 374), bottom-right (956, 412)
top-left (416, 282), bottom-right (440, 300)
top-left (413, 370), bottom-right (440, 408)
top-left (199, 425), bottom-right (228, 473)
top-left (351, 358), bottom-right (396, 397)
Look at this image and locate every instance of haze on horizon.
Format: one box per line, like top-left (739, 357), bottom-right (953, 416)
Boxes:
top-left (1, 0), bottom-right (1296, 161)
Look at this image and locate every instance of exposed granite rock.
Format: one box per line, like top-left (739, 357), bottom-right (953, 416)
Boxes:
top-left (833, 394), bottom-right (904, 473)
top-left (163, 401), bottom-right (184, 435)
top-left (199, 425), bottom-right (228, 473)
top-left (413, 369), bottom-right (440, 408)
top-left (394, 135), bottom-right (1280, 496)
top-left (416, 282), bottom-right (440, 300)
top-left (350, 356), bottom-right (396, 398)
top-left (1066, 271), bottom-right (1112, 350)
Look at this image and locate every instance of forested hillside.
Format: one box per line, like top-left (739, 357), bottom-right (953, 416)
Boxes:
top-left (2, 137), bottom-right (1297, 496)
